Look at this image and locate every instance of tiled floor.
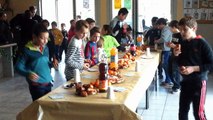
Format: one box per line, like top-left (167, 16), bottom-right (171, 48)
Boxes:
top-left (0, 59), bottom-right (213, 120)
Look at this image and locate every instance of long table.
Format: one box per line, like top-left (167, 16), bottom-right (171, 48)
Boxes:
top-left (17, 51), bottom-right (160, 120)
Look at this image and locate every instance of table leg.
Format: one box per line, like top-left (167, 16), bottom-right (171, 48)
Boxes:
top-left (145, 89), bottom-right (149, 109)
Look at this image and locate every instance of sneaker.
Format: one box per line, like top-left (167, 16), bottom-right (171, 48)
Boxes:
top-left (172, 88), bottom-right (179, 92)
top-left (161, 82), bottom-right (173, 88)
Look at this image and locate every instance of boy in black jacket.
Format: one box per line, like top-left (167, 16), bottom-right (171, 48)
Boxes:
top-left (174, 16), bottom-right (213, 120)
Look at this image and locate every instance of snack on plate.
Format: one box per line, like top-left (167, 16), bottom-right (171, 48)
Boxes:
top-left (108, 75), bottom-right (124, 84)
top-left (75, 82), bottom-right (99, 97)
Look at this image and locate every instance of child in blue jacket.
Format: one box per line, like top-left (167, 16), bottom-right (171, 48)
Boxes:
top-left (16, 24), bottom-right (56, 101)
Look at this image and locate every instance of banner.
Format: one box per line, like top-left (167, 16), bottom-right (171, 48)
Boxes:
top-left (124, 0), bottom-right (131, 9)
top-left (114, 0), bottom-right (121, 9)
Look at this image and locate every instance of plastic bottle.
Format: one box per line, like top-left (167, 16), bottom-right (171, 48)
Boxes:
top-left (98, 52), bottom-right (108, 92)
top-left (130, 44), bottom-right (136, 56)
top-left (110, 47), bottom-right (118, 64)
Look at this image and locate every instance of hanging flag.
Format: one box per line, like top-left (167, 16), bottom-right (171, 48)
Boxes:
top-left (114, 0), bottom-right (121, 9)
top-left (124, 0), bottom-right (131, 9)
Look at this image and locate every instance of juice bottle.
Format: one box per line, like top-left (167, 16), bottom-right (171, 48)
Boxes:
top-left (110, 47), bottom-right (118, 64)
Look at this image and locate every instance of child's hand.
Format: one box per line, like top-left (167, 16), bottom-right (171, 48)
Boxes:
top-left (52, 58), bottom-right (58, 69)
top-left (173, 44), bottom-right (181, 56)
top-left (83, 63), bottom-right (90, 70)
top-left (28, 72), bottom-right (39, 81)
top-left (166, 42), bottom-right (176, 48)
top-left (84, 59), bottom-right (92, 65)
top-left (180, 66), bottom-right (200, 75)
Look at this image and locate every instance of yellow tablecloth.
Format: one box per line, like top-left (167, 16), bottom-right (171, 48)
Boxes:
top-left (17, 52), bottom-right (160, 120)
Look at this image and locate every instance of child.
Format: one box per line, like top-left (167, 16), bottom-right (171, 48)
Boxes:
top-left (84, 26), bottom-right (100, 66)
top-left (97, 36), bottom-right (105, 63)
top-left (168, 20), bottom-right (183, 93)
top-left (50, 21), bottom-right (63, 61)
top-left (174, 16), bottom-right (213, 120)
top-left (155, 18), bottom-right (173, 88)
top-left (120, 24), bottom-right (133, 51)
top-left (59, 23), bottom-right (68, 62)
top-left (101, 24), bottom-right (120, 57)
top-left (65, 20), bottom-right (90, 81)
top-left (15, 24), bottom-right (56, 101)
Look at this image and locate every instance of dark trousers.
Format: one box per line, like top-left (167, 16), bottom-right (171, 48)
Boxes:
top-left (179, 80), bottom-right (207, 120)
top-left (29, 84), bottom-right (52, 101)
top-left (169, 55), bottom-right (181, 89)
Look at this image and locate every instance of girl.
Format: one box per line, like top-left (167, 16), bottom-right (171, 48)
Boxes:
top-left (65, 20), bottom-right (90, 81)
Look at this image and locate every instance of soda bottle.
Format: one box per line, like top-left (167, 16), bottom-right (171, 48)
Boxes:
top-left (130, 44), bottom-right (136, 56)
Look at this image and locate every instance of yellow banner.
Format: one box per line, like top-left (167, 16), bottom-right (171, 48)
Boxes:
top-left (114, 0), bottom-right (121, 9)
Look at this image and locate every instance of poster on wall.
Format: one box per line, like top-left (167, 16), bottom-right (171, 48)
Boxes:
top-left (114, 0), bottom-right (121, 9)
top-left (184, 9), bottom-right (193, 16)
top-left (184, 0), bottom-right (193, 8)
top-left (124, 0), bottom-right (131, 9)
top-left (192, 0), bottom-right (199, 8)
top-left (199, 0), bottom-right (209, 8)
top-left (199, 8), bottom-right (208, 20)
top-left (193, 9), bottom-right (200, 19)
top-left (208, 9), bottom-right (213, 19)
top-left (83, 0), bottom-right (89, 9)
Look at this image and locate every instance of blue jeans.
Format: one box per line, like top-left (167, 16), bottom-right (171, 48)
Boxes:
top-left (162, 51), bottom-right (172, 84)
top-left (29, 83), bottom-right (52, 101)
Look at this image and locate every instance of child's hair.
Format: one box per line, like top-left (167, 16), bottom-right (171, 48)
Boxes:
top-left (41, 19), bottom-right (50, 26)
top-left (51, 21), bottom-right (57, 26)
top-left (90, 26), bottom-right (100, 37)
top-left (97, 36), bottom-right (104, 48)
top-left (33, 24), bottom-right (48, 37)
top-left (178, 16), bottom-right (197, 29)
top-left (85, 18), bottom-right (95, 24)
top-left (118, 8), bottom-right (129, 16)
top-left (102, 24), bottom-right (112, 35)
top-left (75, 20), bottom-right (89, 32)
top-left (61, 23), bottom-right (66, 27)
top-left (169, 20), bottom-right (179, 29)
top-left (151, 17), bottom-right (158, 24)
top-left (127, 25), bottom-right (132, 31)
top-left (156, 18), bottom-right (168, 25)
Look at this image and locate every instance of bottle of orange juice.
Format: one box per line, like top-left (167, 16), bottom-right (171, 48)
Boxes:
top-left (110, 47), bottom-right (118, 64)
top-left (136, 35), bottom-right (143, 47)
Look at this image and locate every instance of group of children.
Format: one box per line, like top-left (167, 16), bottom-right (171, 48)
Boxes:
top-left (14, 6), bottom-right (213, 120)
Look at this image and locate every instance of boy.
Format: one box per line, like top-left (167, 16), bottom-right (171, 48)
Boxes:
top-left (84, 27), bottom-right (100, 66)
top-left (174, 16), bottom-right (213, 120)
top-left (65, 20), bottom-right (90, 81)
top-left (15, 24), bottom-right (56, 101)
top-left (50, 21), bottom-right (63, 61)
top-left (110, 7), bottom-right (128, 51)
top-left (59, 23), bottom-right (68, 62)
top-left (155, 18), bottom-right (173, 87)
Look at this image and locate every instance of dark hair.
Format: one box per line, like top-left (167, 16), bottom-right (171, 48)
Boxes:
top-left (151, 17), bottom-right (158, 24)
top-left (169, 20), bottom-right (179, 28)
top-left (70, 19), bottom-right (75, 24)
top-left (75, 20), bottom-right (89, 32)
top-left (51, 21), bottom-right (57, 26)
top-left (178, 16), bottom-right (197, 29)
top-left (118, 8), bottom-right (129, 16)
top-left (41, 19), bottom-right (50, 26)
top-left (61, 23), bottom-right (66, 26)
top-left (156, 18), bottom-right (168, 25)
top-left (90, 26), bottom-right (100, 37)
top-left (29, 6), bottom-right (37, 11)
top-left (97, 36), bottom-right (104, 48)
top-left (127, 25), bottom-right (132, 31)
top-left (33, 24), bottom-right (48, 37)
top-left (24, 10), bottom-right (31, 18)
top-left (0, 12), bottom-right (6, 18)
top-left (85, 18), bottom-right (95, 24)
top-left (102, 24), bottom-right (112, 35)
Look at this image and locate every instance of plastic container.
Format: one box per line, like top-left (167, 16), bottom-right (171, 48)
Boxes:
top-left (110, 47), bottom-right (118, 63)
